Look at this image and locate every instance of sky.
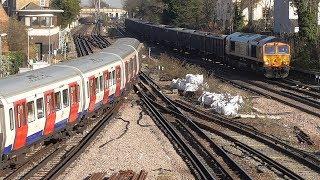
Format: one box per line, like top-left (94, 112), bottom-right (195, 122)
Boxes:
top-left (81, 0), bottom-right (123, 8)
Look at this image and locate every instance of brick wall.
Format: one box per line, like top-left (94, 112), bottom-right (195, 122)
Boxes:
top-left (0, 4), bottom-right (9, 53)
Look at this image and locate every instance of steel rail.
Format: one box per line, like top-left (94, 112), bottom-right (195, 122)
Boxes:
top-left (138, 81), bottom-right (252, 179)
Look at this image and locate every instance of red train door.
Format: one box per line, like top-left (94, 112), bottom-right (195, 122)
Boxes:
top-left (44, 90), bottom-right (56, 135)
top-left (103, 70), bottom-right (109, 104)
top-left (115, 65), bottom-right (121, 97)
top-left (13, 99), bottom-right (28, 150)
top-left (69, 82), bottom-right (79, 123)
top-left (88, 76), bottom-right (96, 112)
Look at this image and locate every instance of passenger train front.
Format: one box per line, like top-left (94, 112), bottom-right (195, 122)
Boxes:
top-left (0, 38), bottom-right (142, 168)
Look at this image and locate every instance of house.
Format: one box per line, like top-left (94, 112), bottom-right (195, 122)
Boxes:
top-left (2, 0), bottom-right (63, 63)
top-left (215, 0), bottom-right (319, 33)
top-left (0, 3), bottom-right (9, 54)
top-left (273, 0), bottom-right (320, 33)
top-left (215, 0), bottom-right (273, 31)
top-left (2, 0), bottom-right (50, 16)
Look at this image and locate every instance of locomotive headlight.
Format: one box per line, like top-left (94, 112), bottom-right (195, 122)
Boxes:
top-left (283, 61), bottom-right (289, 65)
top-left (264, 60), bottom-right (270, 66)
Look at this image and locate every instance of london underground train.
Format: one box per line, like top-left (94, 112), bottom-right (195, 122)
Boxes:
top-left (0, 38), bottom-right (142, 168)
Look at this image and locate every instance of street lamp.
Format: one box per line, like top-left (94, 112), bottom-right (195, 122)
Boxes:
top-left (0, 33), bottom-right (8, 78)
top-left (27, 28), bottom-right (33, 66)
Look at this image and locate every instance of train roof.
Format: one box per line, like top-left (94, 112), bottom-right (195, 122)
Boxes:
top-left (0, 38), bottom-right (140, 98)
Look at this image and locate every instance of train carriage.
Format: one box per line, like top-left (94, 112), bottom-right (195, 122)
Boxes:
top-left (0, 38), bottom-right (142, 168)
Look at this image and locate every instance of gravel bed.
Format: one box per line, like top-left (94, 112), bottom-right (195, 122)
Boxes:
top-left (57, 92), bottom-right (194, 180)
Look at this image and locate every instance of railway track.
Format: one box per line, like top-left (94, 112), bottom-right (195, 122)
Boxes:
top-left (3, 101), bottom-right (122, 179)
top-left (136, 71), bottom-right (320, 179)
top-left (135, 84), bottom-right (250, 179)
top-left (73, 23), bottom-right (111, 57)
top-left (212, 74), bottom-right (320, 118)
top-left (136, 40), bottom-right (320, 118)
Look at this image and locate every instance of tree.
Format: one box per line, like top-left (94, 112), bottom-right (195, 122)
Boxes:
top-left (7, 17), bottom-right (27, 51)
top-left (292, 0), bottom-right (319, 42)
top-left (166, 0), bottom-right (203, 28)
top-left (7, 51), bottom-right (25, 74)
top-left (233, 2), bottom-right (244, 32)
top-left (51, 0), bottom-right (81, 28)
top-left (201, 0), bottom-right (216, 29)
top-left (123, 0), bottom-right (165, 23)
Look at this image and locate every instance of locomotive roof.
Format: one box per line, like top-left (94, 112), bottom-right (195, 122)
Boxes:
top-left (226, 32), bottom-right (284, 45)
top-left (0, 38), bottom-right (140, 99)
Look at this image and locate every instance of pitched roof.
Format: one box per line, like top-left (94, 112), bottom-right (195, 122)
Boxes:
top-left (21, 2), bottom-right (44, 10)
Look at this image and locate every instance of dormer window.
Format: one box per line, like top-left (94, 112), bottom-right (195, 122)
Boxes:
top-left (40, 0), bottom-right (45, 7)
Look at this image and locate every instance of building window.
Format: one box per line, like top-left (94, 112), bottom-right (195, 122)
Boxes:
top-left (40, 0), bottom-right (46, 7)
top-left (31, 17), bottom-right (39, 27)
top-left (25, 17), bottom-right (31, 27)
top-left (2, 0), bottom-right (8, 7)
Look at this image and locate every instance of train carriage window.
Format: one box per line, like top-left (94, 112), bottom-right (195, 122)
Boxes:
top-left (99, 75), bottom-right (103, 91)
top-left (63, 89), bottom-right (69, 108)
top-left (27, 101), bottom-right (35, 123)
top-left (37, 98), bottom-right (44, 119)
top-left (50, 94), bottom-right (55, 114)
top-left (55, 92), bottom-right (62, 111)
top-left (251, 45), bottom-right (257, 58)
top-left (116, 68), bottom-right (121, 83)
top-left (87, 82), bottom-right (90, 97)
top-left (90, 79), bottom-right (95, 96)
top-left (104, 73), bottom-right (109, 89)
top-left (16, 104), bottom-right (26, 128)
top-left (9, 108), bottom-right (14, 130)
top-left (230, 41), bottom-right (235, 52)
top-left (113, 70), bottom-right (116, 84)
top-left (109, 72), bottom-right (112, 87)
top-left (70, 86), bottom-right (76, 105)
top-left (77, 85), bottom-right (80, 102)
top-left (95, 77), bottom-right (99, 93)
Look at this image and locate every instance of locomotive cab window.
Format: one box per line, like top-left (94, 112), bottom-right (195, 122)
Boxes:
top-left (278, 46), bottom-right (289, 54)
top-left (265, 46), bottom-right (276, 54)
top-left (37, 98), bottom-right (44, 119)
top-left (27, 101), bottom-right (35, 123)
